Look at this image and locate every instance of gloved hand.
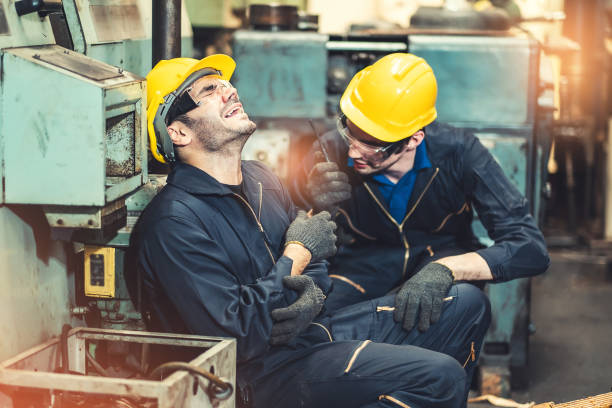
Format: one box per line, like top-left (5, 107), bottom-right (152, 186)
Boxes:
top-left (306, 152), bottom-right (351, 213)
top-left (269, 275), bottom-right (326, 345)
top-left (285, 210), bottom-right (337, 262)
top-left (394, 262), bottom-right (454, 332)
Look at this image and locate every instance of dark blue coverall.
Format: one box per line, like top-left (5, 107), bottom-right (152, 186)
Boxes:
top-left (128, 161), bottom-right (490, 408)
top-left (292, 121), bottom-right (550, 310)
top-left (291, 121), bottom-right (550, 399)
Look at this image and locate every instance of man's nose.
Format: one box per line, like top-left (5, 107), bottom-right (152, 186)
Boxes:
top-left (347, 144), bottom-right (362, 159)
top-left (222, 85), bottom-right (238, 103)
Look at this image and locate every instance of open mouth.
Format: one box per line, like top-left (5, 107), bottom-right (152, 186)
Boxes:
top-left (224, 104), bottom-right (242, 118)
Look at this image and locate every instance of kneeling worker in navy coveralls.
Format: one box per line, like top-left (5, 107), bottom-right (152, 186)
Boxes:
top-left (128, 54), bottom-right (491, 408)
top-left (291, 53), bottom-right (551, 393)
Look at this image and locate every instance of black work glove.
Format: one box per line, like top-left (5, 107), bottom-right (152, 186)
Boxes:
top-left (269, 275), bottom-right (326, 345)
top-left (285, 210), bottom-right (337, 262)
top-left (306, 152), bottom-right (351, 213)
top-left (394, 262), bottom-right (454, 332)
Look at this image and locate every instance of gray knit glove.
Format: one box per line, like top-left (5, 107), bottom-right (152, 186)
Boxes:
top-left (306, 152), bottom-right (351, 213)
top-left (285, 210), bottom-right (337, 262)
top-left (269, 275), bottom-right (326, 345)
top-left (394, 262), bottom-right (454, 332)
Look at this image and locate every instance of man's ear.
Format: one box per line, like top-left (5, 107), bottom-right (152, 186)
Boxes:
top-left (406, 130), bottom-right (425, 150)
top-left (167, 121), bottom-right (192, 147)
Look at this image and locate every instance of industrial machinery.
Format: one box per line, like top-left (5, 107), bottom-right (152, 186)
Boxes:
top-left (232, 10), bottom-right (554, 395)
top-left (0, 1), bottom-right (240, 406)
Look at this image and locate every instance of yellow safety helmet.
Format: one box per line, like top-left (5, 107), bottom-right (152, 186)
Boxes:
top-left (146, 54), bottom-right (236, 163)
top-left (340, 53), bottom-right (437, 143)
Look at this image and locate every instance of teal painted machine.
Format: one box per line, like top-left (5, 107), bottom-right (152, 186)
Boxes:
top-left (0, 0), bottom-right (152, 367)
top-left (0, 0), bottom-right (194, 346)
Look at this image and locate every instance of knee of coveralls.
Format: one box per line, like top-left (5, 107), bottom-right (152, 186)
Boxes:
top-left (299, 342), bottom-right (466, 408)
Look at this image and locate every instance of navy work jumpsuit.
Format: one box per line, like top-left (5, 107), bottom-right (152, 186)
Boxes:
top-left (128, 161), bottom-right (490, 408)
top-left (292, 121), bottom-right (550, 309)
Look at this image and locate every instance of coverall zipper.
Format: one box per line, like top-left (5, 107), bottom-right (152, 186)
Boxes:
top-left (432, 201), bottom-right (470, 233)
top-left (232, 184), bottom-right (276, 264)
top-left (336, 208), bottom-right (377, 240)
top-left (345, 340), bottom-right (371, 373)
top-left (329, 274), bottom-right (366, 294)
top-left (463, 341), bottom-right (476, 368)
top-left (363, 168), bottom-right (439, 278)
top-left (378, 395), bottom-right (412, 408)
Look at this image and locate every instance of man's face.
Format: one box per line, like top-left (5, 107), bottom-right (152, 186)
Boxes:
top-left (183, 76), bottom-right (256, 151)
top-left (343, 119), bottom-right (408, 176)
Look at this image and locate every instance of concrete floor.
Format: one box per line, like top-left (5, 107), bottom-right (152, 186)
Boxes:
top-left (469, 249), bottom-right (612, 407)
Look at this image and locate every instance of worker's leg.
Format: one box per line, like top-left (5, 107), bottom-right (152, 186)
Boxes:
top-left (253, 340), bottom-right (466, 408)
top-left (331, 283), bottom-right (490, 407)
top-left (252, 284), bottom-right (488, 408)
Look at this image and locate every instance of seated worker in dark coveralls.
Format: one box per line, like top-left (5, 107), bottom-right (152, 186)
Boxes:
top-left (292, 53), bottom-right (550, 352)
top-left (128, 54), bottom-right (491, 408)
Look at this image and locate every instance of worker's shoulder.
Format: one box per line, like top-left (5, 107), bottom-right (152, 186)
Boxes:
top-left (425, 121), bottom-right (479, 160)
top-left (141, 183), bottom-right (214, 226)
top-left (242, 160), bottom-right (284, 191)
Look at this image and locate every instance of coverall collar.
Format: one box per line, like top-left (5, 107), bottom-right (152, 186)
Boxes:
top-left (167, 162), bottom-right (278, 207)
top-left (168, 161), bottom-right (254, 193)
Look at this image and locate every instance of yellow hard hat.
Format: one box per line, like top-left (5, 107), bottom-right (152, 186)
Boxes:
top-left (340, 53), bottom-right (437, 143)
top-left (146, 54), bottom-right (236, 163)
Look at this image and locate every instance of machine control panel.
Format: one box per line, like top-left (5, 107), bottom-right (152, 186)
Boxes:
top-left (84, 246), bottom-right (116, 298)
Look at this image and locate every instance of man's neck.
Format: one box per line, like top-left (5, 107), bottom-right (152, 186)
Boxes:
top-left (184, 149), bottom-right (243, 185)
top-left (381, 150), bottom-right (416, 184)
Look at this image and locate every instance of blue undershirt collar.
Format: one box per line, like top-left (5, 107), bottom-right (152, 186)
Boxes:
top-left (348, 139), bottom-right (431, 223)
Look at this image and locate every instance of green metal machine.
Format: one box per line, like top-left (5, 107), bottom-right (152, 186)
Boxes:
top-left (0, 0), bottom-right (194, 362)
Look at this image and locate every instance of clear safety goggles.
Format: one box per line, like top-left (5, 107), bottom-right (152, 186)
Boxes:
top-left (336, 114), bottom-right (404, 159)
top-left (184, 78), bottom-right (234, 106)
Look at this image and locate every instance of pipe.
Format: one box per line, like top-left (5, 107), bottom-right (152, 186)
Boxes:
top-left (152, 0), bottom-right (181, 67)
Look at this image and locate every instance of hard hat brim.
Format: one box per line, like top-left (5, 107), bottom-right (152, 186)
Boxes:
top-left (184, 54), bottom-right (236, 82)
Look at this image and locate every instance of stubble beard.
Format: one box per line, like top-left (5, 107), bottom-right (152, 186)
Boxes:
top-left (194, 116), bottom-right (257, 154)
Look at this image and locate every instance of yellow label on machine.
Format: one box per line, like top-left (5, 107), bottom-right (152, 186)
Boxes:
top-left (84, 246), bottom-right (115, 298)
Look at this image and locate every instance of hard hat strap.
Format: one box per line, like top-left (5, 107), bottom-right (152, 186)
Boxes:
top-left (153, 67), bottom-right (221, 164)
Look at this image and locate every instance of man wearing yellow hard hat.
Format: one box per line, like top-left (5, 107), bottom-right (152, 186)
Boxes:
top-left (129, 54), bottom-right (482, 408)
top-left (293, 52), bottom-right (550, 398)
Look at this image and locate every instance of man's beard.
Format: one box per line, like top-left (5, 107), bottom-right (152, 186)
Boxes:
top-left (193, 116), bottom-right (257, 153)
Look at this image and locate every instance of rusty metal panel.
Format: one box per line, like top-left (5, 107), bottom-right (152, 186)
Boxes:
top-left (0, 328), bottom-right (237, 408)
top-left (106, 112), bottom-right (136, 177)
top-left (89, 2), bottom-right (146, 42)
top-left (35, 48), bottom-right (123, 81)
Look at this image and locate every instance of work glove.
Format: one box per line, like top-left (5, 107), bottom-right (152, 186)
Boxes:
top-left (394, 262), bottom-right (454, 332)
top-left (306, 152), bottom-right (351, 213)
top-left (269, 275), bottom-right (326, 345)
top-left (285, 210), bottom-right (337, 262)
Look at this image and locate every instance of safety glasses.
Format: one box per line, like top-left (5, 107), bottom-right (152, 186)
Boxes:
top-left (336, 114), bottom-right (404, 159)
top-left (185, 78), bottom-right (234, 106)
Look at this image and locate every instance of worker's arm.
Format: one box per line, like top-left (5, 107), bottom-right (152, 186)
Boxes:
top-left (434, 252), bottom-right (493, 281)
top-left (142, 216), bottom-right (309, 362)
top-left (462, 132), bottom-right (550, 281)
top-left (283, 243), bottom-right (312, 275)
